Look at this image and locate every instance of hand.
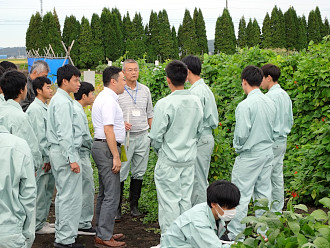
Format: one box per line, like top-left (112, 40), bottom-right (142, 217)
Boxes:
top-left (124, 121), bottom-right (132, 131)
top-left (42, 162), bottom-right (51, 172)
top-left (112, 157), bottom-right (121, 174)
top-left (70, 162), bottom-right (80, 173)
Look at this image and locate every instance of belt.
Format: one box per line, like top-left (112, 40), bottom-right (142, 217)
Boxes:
top-left (94, 139), bottom-right (121, 147)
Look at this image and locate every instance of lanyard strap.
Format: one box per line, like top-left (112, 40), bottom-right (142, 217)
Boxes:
top-left (124, 83), bottom-right (138, 104)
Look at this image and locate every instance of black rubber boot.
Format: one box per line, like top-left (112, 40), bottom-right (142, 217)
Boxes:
top-left (115, 181), bottom-right (124, 222)
top-left (129, 178), bottom-right (143, 217)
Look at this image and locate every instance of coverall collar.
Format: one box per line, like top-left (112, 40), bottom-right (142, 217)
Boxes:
top-left (57, 88), bottom-right (73, 102)
top-left (34, 97), bottom-right (48, 110)
top-left (247, 88), bottom-right (261, 97)
top-left (6, 99), bottom-right (23, 110)
top-left (170, 89), bottom-right (191, 96)
top-left (190, 78), bottom-right (205, 90)
top-left (269, 84), bottom-right (281, 91)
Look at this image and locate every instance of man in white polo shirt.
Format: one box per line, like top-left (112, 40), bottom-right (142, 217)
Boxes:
top-left (91, 66), bottom-right (127, 248)
top-left (117, 59), bottom-right (153, 219)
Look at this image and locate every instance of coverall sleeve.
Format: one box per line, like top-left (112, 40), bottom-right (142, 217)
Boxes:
top-left (149, 102), bottom-right (168, 153)
top-left (20, 146), bottom-right (37, 245)
top-left (27, 107), bottom-right (50, 163)
top-left (54, 102), bottom-right (78, 163)
top-left (189, 223), bottom-right (230, 248)
top-left (233, 104), bottom-right (251, 151)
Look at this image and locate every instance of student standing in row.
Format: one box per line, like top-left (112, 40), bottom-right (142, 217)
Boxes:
top-left (149, 60), bottom-right (203, 247)
top-left (26, 77), bottom-right (55, 235)
top-left (73, 81), bottom-right (97, 235)
top-left (261, 64), bottom-right (293, 213)
top-left (182, 55), bottom-right (219, 206)
top-left (227, 66), bottom-right (276, 241)
top-left (47, 64), bottom-right (83, 248)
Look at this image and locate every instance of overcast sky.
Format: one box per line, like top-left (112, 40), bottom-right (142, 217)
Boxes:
top-left (0, 0), bottom-right (329, 48)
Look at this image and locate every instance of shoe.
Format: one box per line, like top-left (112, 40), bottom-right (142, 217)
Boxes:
top-left (130, 205), bottom-right (142, 217)
top-left (220, 233), bottom-right (230, 241)
top-left (36, 224), bottom-right (55, 234)
top-left (78, 227), bottom-right (96, 236)
top-left (150, 244), bottom-right (160, 248)
top-left (54, 242), bottom-right (84, 248)
top-left (113, 233), bottom-right (125, 241)
top-left (95, 236), bottom-right (126, 247)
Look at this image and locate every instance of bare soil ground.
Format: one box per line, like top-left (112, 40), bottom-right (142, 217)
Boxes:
top-left (32, 196), bottom-right (160, 248)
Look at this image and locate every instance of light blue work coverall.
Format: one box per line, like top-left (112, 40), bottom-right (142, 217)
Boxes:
top-left (227, 89), bottom-right (276, 241)
top-left (47, 88), bottom-right (82, 245)
top-left (0, 94), bottom-right (5, 103)
top-left (189, 78), bottom-right (219, 206)
top-left (73, 100), bottom-right (95, 229)
top-left (0, 99), bottom-right (42, 171)
top-left (0, 125), bottom-right (36, 248)
top-left (149, 90), bottom-right (203, 235)
top-left (26, 97), bottom-right (55, 231)
top-left (266, 84), bottom-right (293, 212)
top-left (161, 203), bottom-right (231, 248)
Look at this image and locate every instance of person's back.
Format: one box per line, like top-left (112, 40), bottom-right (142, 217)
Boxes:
top-left (233, 89), bottom-right (275, 155)
top-left (152, 91), bottom-right (203, 165)
top-left (0, 125), bottom-right (36, 248)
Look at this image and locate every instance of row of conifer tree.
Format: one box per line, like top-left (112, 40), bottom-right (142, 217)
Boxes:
top-left (25, 6), bottom-right (329, 68)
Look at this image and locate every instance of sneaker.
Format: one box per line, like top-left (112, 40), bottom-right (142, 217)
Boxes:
top-left (220, 233), bottom-right (231, 241)
top-left (36, 224), bottom-right (55, 234)
top-left (54, 242), bottom-right (84, 248)
top-left (150, 244), bottom-right (161, 248)
top-left (78, 227), bottom-right (96, 236)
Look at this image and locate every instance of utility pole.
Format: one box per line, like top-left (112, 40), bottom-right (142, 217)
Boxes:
top-left (40, 0), bottom-right (43, 17)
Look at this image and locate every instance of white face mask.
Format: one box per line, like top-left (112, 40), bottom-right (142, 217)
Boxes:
top-left (216, 204), bottom-right (236, 222)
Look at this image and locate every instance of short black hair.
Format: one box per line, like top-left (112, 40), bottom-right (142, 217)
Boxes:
top-left (57, 64), bottom-right (81, 87)
top-left (74, 81), bottom-right (95, 100)
top-left (103, 66), bottom-right (122, 87)
top-left (241, 65), bottom-right (264, 87)
top-left (261, 64), bottom-right (281, 82)
top-left (0, 70), bottom-right (27, 100)
top-left (165, 60), bottom-right (188, 86)
top-left (32, 76), bottom-right (51, 96)
top-left (181, 55), bottom-right (202, 76)
top-left (0, 61), bottom-right (17, 70)
top-left (207, 180), bottom-right (241, 209)
top-left (0, 65), bottom-right (5, 78)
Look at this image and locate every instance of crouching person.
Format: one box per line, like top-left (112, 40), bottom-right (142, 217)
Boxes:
top-left (0, 125), bottom-right (37, 248)
top-left (161, 180), bottom-right (240, 248)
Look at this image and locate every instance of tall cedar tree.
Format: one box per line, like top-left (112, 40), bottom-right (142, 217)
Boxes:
top-left (237, 16), bottom-right (247, 47)
top-left (53, 8), bottom-right (61, 34)
top-left (296, 15), bottom-right (308, 50)
top-left (100, 8), bottom-right (113, 61)
top-left (158, 10), bottom-right (174, 60)
top-left (91, 13), bottom-right (104, 66)
top-left (193, 8), bottom-right (208, 54)
top-left (123, 12), bottom-right (133, 53)
top-left (146, 11), bottom-right (160, 62)
top-left (171, 26), bottom-right (179, 59)
top-left (252, 19), bottom-right (261, 46)
top-left (130, 13), bottom-right (146, 59)
top-left (262, 13), bottom-right (272, 48)
top-left (78, 17), bottom-right (93, 69)
top-left (62, 15), bottom-right (80, 65)
top-left (26, 14), bottom-right (45, 52)
top-left (179, 9), bottom-right (198, 57)
top-left (270, 6), bottom-right (286, 48)
top-left (315, 7), bottom-right (324, 39)
top-left (322, 18), bottom-right (330, 37)
top-left (246, 19), bottom-right (260, 47)
top-left (308, 10), bottom-right (322, 44)
top-left (284, 7), bottom-right (299, 50)
top-left (41, 12), bottom-right (64, 55)
top-left (214, 8), bottom-right (236, 54)
top-left (177, 24), bottom-right (183, 56)
top-left (110, 10), bottom-right (124, 60)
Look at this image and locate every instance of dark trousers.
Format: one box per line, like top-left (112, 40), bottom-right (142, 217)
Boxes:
top-left (91, 141), bottom-right (121, 240)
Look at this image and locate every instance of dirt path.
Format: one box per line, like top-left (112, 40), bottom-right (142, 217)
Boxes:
top-left (32, 197), bottom-right (160, 248)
